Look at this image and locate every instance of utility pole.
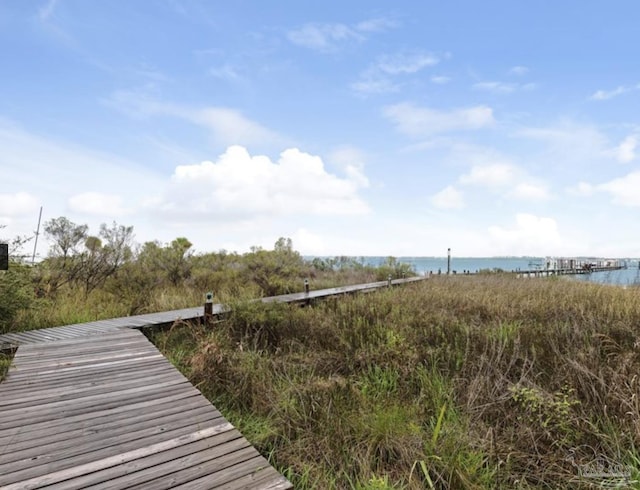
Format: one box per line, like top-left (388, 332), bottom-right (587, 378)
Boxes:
top-left (32, 206), bottom-right (43, 265)
top-left (447, 247), bottom-right (451, 275)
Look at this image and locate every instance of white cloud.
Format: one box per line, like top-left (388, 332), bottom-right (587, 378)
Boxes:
top-left (287, 17), bottom-right (398, 52)
top-left (473, 81), bottom-right (516, 94)
top-left (150, 145), bottom-right (369, 222)
top-left (459, 163), bottom-right (517, 187)
top-left (615, 135), bottom-right (637, 163)
top-left (473, 81), bottom-right (536, 94)
top-left (384, 103), bottom-right (495, 137)
top-left (287, 23), bottom-right (362, 51)
top-left (589, 86), bottom-right (631, 101)
top-left (0, 192), bottom-right (39, 217)
top-left (292, 228), bottom-right (328, 255)
top-left (455, 154), bottom-right (550, 201)
top-left (598, 171), bottom-right (640, 206)
top-left (209, 64), bottom-right (243, 82)
top-left (516, 122), bottom-right (610, 164)
top-left (352, 52), bottom-right (442, 95)
top-left (108, 91), bottom-right (284, 148)
top-left (0, 119), bottom-right (165, 251)
top-left (431, 186), bottom-right (464, 209)
top-left (431, 76), bottom-right (450, 84)
top-left (507, 183), bottom-right (550, 200)
top-left (188, 107), bottom-right (282, 147)
top-left (327, 146), bottom-right (370, 188)
top-left (509, 66), bottom-right (529, 76)
top-left (355, 18), bottom-right (399, 33)
top-left (489, 214), bottom-right (563, 255)
top-left (38, 0), bottom-right (59, 21)
top-left (376, 53), bottom-right (440, 75)
top-left (68, 192), bottom-right (129, 216)
top-left (566, 181), bottom-right (594, 197)
top-left (351, 77), bottom-right (398, 95)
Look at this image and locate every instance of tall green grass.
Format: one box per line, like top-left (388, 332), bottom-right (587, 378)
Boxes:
top-left (5, 266), bottom-right (386, 333)
top-left (149, 276), bottom-right (640, 489)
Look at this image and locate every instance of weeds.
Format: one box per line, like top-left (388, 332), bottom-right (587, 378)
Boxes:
top-left (149, 276), bottom-right (640, 488)
top-left (0, 351), bottom-right (14, 382)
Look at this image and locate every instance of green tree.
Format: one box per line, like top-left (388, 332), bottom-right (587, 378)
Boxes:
top-left (44, 217), bottom-right (88, 260)
top-left (42, 217), bottom-right (134, 295)
top-left (243, 238), bottom-right (306, 295)
top-left (166, 237), bottom-right (193, 285)
top-left (78, 222), bottom-right (134, 295)
top-left (42, 217), bottom-right (88, 292)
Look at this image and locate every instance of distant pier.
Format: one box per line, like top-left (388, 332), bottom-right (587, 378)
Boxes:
top-left (514, 257), bottom-right (626, 278)
top-left (514, 257), bottom-right (627, 277)
top-left (513, 265), bottom-right (624, 278)
top-left (426, 257), bottom-right (627, 278)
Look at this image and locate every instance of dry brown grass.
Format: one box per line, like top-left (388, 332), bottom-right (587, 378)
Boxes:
top-left (148, 276), bottom-right (640, 488)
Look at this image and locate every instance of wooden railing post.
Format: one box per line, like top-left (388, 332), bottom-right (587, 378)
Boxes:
top-left (304, 279), bottom-right (310, 306)
top-left (204, 291), bottom-right (213, 325)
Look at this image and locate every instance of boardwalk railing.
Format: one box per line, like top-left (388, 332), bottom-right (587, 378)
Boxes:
top-left (0, 276), bottom-right (425, 350)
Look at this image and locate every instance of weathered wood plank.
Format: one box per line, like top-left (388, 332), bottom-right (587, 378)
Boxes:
top-left (1, 353), bottom-right (165, 383)
top-left (0, 360), bottom-right (174, 397)
top-left (80, 439), bottom-right (255, 490)
top-left (213, 468), bottom-right (293, 490)
top-left (0, 370), bottom-right (187, 409)
top-left (0, 424), bottom-right (236, 489)
top-left (42, 431), bottom-right (247, 490)
top-left (0, 395), bottom-right (213, 452)
top-left (0, 411), bottom-right (226, 476)
top-left (0, 390), bottom-right (198, 442)
top-left (0, 382), bottom-right (195, 430)
top-left (0, 356), bottom-right (170, 389)
top-left (14, 335), bottom-right (152, 356)
top-left (125, 453), bottom-right (266, 490)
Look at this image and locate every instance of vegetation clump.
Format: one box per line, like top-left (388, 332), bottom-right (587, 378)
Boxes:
top-left (0, 217), bottom-right (397, 334)
top-left (152, 276), bottom-right (640, 489)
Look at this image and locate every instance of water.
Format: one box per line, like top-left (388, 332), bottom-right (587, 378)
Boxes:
top-left (572, 266), bottom-right (640, 287)
top-left (337, 257), bottom-right (640, 287)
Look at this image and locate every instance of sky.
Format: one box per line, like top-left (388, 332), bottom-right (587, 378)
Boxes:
top-left (1, 1), bottom-right (640, 258)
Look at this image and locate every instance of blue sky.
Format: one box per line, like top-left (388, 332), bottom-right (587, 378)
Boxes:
top-left (1, 1), bottom-right (640, 257)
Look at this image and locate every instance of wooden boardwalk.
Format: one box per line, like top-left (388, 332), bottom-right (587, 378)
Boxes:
top-left (0, 307), bottom-right (214, 351)
top-left (0, 276), bottom-right (430, 489)
top-left (0, 329), bottom-right (291, 489)
top-left (0, 276), bottom-right (426, 350)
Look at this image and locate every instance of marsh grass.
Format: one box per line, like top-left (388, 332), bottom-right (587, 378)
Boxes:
top-left (148, 276), bottom-right (640, 488)
top-left (5, 263), bottom-right (384, 334)
top-left (0, 350), bottom-right (14, 382)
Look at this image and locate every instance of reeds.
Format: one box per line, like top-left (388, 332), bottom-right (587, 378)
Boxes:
top-left (149, 276), bottom-right (640, 488)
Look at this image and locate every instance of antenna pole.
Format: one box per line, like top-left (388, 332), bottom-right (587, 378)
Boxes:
top-left (31, 206), bottom-right (43, 265)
